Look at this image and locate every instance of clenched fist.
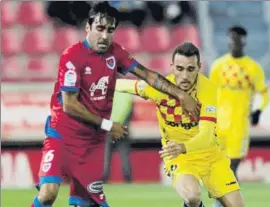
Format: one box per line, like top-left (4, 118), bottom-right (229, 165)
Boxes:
top-left (180, 93), bottom-right (201, 120)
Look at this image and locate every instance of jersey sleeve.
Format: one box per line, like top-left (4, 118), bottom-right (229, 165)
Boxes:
top-left (252, 63), bottom-right (269, 110)
top-left (185, 77), bottom-right (217, 153)
top-left (253, 63), bottom-right (268, 92)
top-left (58, 49), bottom-right (81, 92)
top-left (135, 80), bottom-right (164, 103)
top-left (198, 80), bottom-right (217, 123)
top-left (114, 43), bottom-right (139, 75)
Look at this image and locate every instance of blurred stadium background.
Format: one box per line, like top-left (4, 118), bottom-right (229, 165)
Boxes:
top-left (1, 1), bottom-right (270, 206)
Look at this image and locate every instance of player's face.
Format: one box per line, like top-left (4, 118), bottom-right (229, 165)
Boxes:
top-left (86, 14), bottom-right (116, 53)
top-left (171, 54), bottom-right (200, 91)
top-left (228, 32), bottom-right (246, 53)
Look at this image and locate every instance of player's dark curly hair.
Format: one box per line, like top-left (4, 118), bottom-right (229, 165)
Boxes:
top-left (228, 26), bottom-right (248, 36)
top-left (88, 1), bottom-right (120, 28)
top-left (172, 42), bottom-right (200, 64)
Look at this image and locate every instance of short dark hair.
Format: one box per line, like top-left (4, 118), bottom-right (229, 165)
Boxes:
top-left (228, 26), bottom-right (247, 36)
top-left (88, 1), bottom-right (120, 28)
top-left (172, 42), bottom-right (200, 63)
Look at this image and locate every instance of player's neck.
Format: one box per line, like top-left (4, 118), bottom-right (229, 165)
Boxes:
top-left (230, 51), bottom-right (245, 58)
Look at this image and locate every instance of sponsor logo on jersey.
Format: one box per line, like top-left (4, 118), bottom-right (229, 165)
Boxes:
top-left (87, 181), bottom-right (103, 193)
top-left (89, 76), bottom-right (109, 100)
top-left (64, 70), bottom-right (77, 87)
top-left (165, 120), bottom-right (198, 130)
top-left (85, 66), bottom-right (92, 75)
top-left (105, 56), bottom-right (116, 70)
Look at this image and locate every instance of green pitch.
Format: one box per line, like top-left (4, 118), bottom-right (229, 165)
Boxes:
top-left (2, 183), bottom-right (270, 207)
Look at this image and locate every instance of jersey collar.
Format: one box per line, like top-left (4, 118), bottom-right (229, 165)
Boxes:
top-left (83, 39), bottom-right (92, 49)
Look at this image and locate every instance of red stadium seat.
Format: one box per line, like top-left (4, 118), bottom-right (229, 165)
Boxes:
top-left (22, 27), bottom-right (52, 55)
top-left (1, 56), bottom-right (26, 82)
top-left (1, 29), bottom-right (22, 56)
top-left (52, 28), bottom-right (80, 54)
top-left (141, 25), bottom-right (170, 53)
top-left (148, 55), bottom-right (171, 75)
top-left (170, 25), bottom-right (200, 49)
top-left (26, 56), bottom-right (57, 81)
top-left (1, 1), bottom-right (18, 28)
top-left (114, 27), bottom-right (141, 53)
top-left (17, 2), bottom-right (47, 26)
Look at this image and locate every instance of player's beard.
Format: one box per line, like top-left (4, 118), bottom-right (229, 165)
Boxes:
top-left (97, 43), bottom-right (109, 53)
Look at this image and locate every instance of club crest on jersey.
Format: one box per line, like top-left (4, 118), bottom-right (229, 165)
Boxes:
top-left (105, 56), bottom-right (116, 70)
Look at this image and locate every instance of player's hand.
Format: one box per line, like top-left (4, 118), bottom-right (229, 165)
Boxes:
top-left (180, 93), bottom-right (201, 120)
top-left (109, 122), bottom-right (128, 141)
top-left (159, 142), bottom-right (186, 160)
top-left (251, 109), bottom-right (261, 126)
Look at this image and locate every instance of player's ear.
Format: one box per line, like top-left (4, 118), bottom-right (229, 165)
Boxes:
top-left (198, 62), bottom-right (202, 70)
top-left (170, 62), bottom-right (174, 71)
top-left (85, 22), bottom-right (91, 33)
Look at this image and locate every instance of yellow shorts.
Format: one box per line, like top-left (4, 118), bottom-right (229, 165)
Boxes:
top-left (164, 153), bottom-right (240, 198)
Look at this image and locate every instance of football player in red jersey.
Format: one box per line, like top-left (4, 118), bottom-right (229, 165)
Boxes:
top-left (30, 2), bottom-right (201, 207)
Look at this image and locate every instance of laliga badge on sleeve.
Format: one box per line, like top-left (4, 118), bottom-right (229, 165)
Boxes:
top-left (64, 70), bottom-right (77, 87)
top-left (205, 105), bottom-right (216, 112)
top-left (106, 56), bottom-right (116, 70)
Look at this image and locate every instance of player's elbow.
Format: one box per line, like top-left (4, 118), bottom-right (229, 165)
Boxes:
top-left (61, 91), bottom-right (79, 115)
top-left (145, 70), bottom-right (158, 85)
top-left (63, 102), bottom-right (73, 114)
top-left (62, 101), bottom-right (77, 115)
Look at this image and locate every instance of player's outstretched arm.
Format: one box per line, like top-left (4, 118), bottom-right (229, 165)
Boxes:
top-left (131, 63), bottom-right (201, 117)
top-left (62, 91), bottom-right (128, 140)
top-left (115, 79), bottom-right (154, 101)
top-left (160, 121), bottom-right (216, 159)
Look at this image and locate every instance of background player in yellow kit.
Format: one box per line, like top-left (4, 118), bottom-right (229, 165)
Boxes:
top-left (210, 26), bottom-right (269, 181)
top-left (116, 43), bottom-right (245, 207)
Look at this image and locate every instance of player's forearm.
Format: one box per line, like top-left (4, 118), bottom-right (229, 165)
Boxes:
top-left (133, 64), bottom-right (185, 100)
top-left (259, 89), bottom-right (269, 111)
top-left (184, 121), bottom-right (215, 153)
top-left (63, 101), bottom-right (103, 127)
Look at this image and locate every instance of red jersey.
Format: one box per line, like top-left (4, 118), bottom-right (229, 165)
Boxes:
top-left (46, 40), bottom-right (138, 145)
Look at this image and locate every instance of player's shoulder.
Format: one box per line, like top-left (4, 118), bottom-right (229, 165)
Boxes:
top-left (61, 41), bottom-right (83, 57)
top-left (212, 54), bottom-right (230, 66)
top-left (110, 41), bottom-right (132, 58)
top-left (111, 41), bottom-right (124, 52)
top-left (244, 56), bottom-right (262, 69)
top-left (197, 73), bottom-right (217, 96)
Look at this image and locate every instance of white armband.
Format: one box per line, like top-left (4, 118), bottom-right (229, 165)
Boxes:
top-left (101, 119), bottom-right (113, 132)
